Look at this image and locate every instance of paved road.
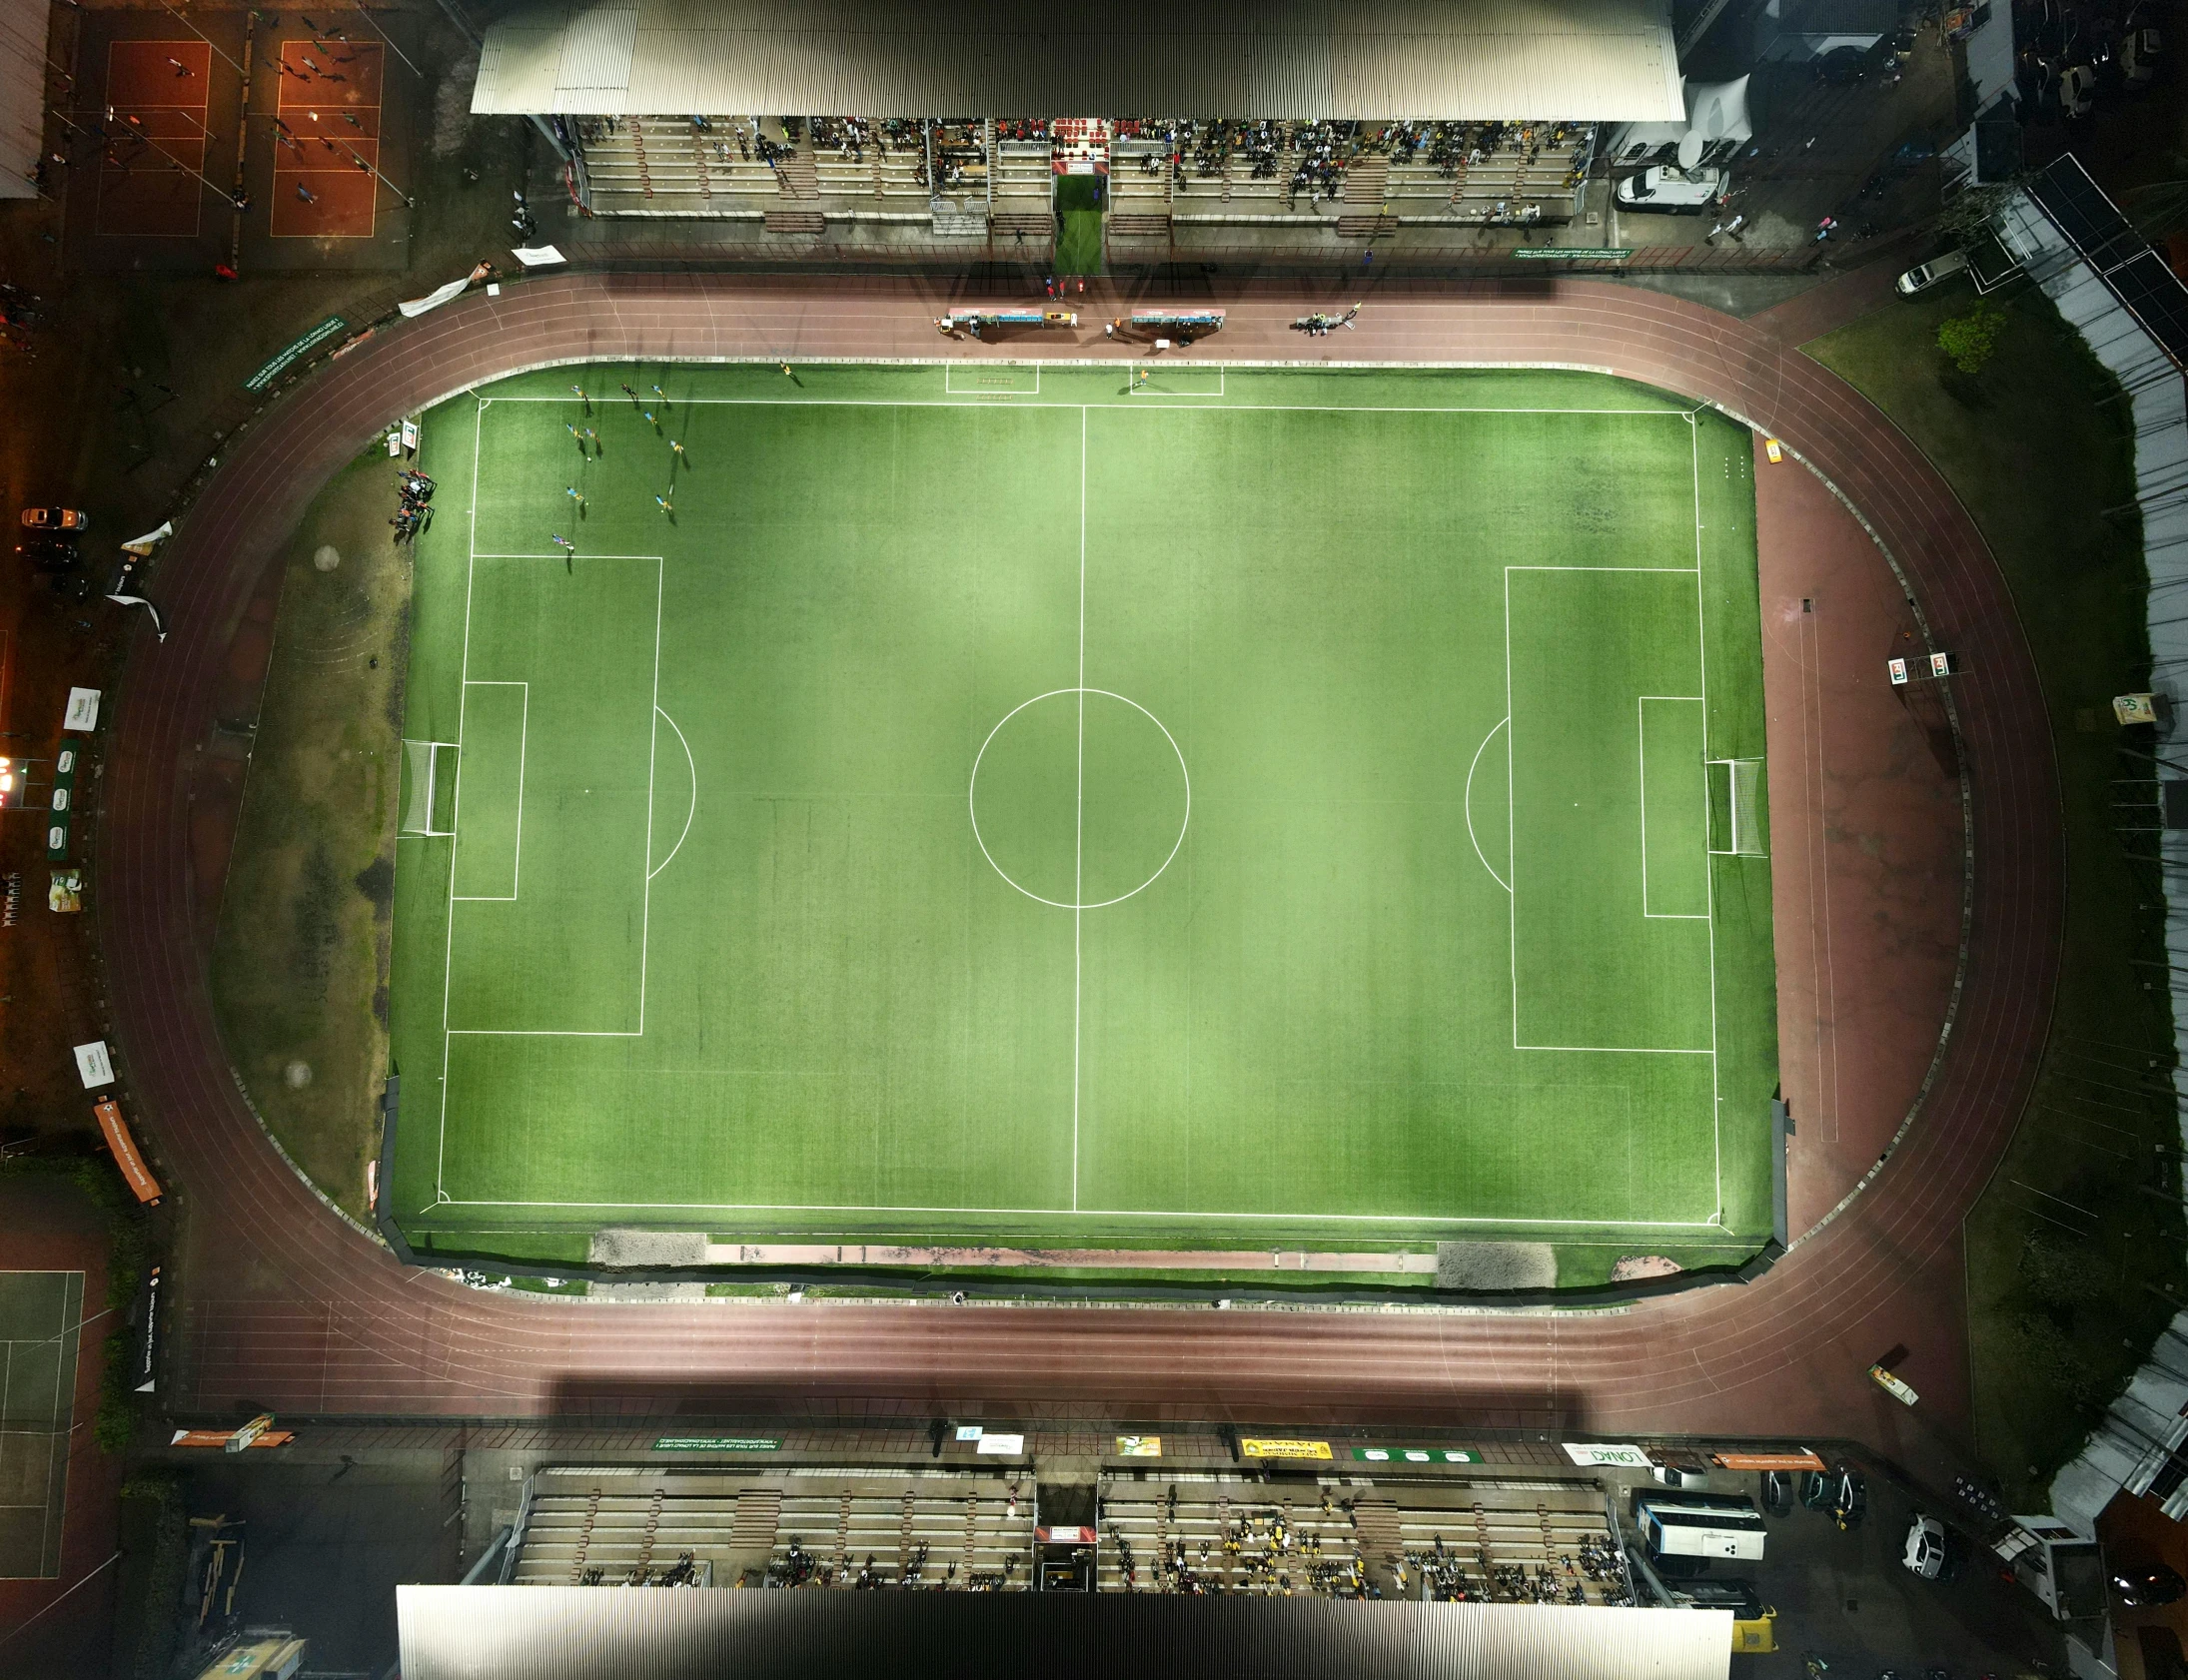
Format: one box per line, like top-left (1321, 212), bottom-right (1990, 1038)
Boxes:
top-left (95, 276), bottom-right (2055, 1484)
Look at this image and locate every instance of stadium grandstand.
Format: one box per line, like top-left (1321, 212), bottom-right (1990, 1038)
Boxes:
top-left (471, 0), bottom-right (1683, 241)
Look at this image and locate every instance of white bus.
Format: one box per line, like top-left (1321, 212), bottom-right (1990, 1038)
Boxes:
top-left (1637, 1494), bottom-right (1767, 1562)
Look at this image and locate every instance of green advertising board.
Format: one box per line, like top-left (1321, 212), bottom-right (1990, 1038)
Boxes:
top-left (245, 316), bottom-right (349, 392)
top-left (1350, 1446), bottom-right (1482, 1464)
top-left (1512, 248), bottom-right (1634, 261)
top-left (653, 1436), bottom-right (782, 1452)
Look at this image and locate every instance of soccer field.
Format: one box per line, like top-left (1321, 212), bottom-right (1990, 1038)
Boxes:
top-left (385, 362), bottom-right (1777, 1259)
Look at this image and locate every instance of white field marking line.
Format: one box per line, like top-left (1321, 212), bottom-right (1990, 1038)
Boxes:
top-left (966, 689), bottom-right (1191, 911)
top-left (1693, 417), bottom-right (1724, 1223)
top-left (433, 1195), bottom-right (1727, 1228)
top-left (1073, 405), bottom-right (1087, 1214)
top-left (1127, 369), bottom-right (1227, 399)
top-left (943, 364), bottom-right (1040, 396)
top-left (481, 395), bottom-right (1687, 417)
top-left (1504, 565), bottom-right (1518, 1052)
top-left (435, 397), bottom-right (488, 1201)
top-left (1638, 695), bottom-right (1709, 920)
top-left (647, 707), bottom-right (696, 881)
top-left (1463, 716), bottom-right (1511, 894)
top-left (1505, 566), bottom-right (1713, 1061)
top-left (450, 680), bottom-right (528, 902)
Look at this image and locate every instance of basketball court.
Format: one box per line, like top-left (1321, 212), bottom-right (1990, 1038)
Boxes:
top-left (94, 40), bottom-right (212, 240)
top-left (270, 40), bottom-right (385, 240)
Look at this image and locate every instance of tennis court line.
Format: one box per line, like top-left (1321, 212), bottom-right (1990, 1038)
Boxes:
top-left (450, 680), bottom-right (528, 903)
top-left (1638, 694), bottom-right (1708, 921)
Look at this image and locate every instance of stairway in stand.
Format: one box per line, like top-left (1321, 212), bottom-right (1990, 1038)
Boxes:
top-left (1338, 154), bottom-right (1396, 238)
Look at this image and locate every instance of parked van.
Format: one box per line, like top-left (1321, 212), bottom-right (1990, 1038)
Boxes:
top-left (1896, 250), bottom-right (1970, 295)
top-left (1615, 166), bottom-right (1727, 214)
top-left (1637, 1493), bottom-right (1767, 1561)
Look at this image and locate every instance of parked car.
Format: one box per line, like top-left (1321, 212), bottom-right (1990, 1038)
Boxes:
top-left (13, 530), bottom-right (80, 572)
top-left (1896, 250), bottom-right (1971, 296)
top-left (1651, 1462), bottom-right (1710, 1490)
top-left (18, 505), bottom-right (89, 531)
top-left (2123, 25), bottom-right (2162, 86)
top-left (1902, 1512), bottom-right (1947, 1578)
top-left (2059, 62), bottom-right (2097, 117)
top-left (2113, 1561), bottom-right (2187, 1606)
top-left (1615, 165), bottom-right (1727, 214)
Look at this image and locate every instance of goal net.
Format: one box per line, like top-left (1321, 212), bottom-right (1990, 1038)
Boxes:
top-left (400, 740), bottom-right (456, 837)
top-left (1706, 758), bottom-right (1766, 857)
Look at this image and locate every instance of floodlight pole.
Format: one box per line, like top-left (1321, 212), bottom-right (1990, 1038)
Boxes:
top-left (156, 2), bottom-right (248, 77)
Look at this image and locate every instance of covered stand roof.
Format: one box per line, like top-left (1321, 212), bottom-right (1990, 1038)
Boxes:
top-left (471, 0), bottom-right (1685, 122)
top-left (399, 1587), bottom-right (1736, 1680)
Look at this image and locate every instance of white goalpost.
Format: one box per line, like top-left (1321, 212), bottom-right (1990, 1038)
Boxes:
top-left (400, 739), bottom-right (457, 837)
top-left (1706, 757), bottom-right (1766, 857)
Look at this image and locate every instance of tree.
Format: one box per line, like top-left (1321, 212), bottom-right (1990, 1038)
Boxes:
top-left (1937, 304), bottom-right (2009, 375)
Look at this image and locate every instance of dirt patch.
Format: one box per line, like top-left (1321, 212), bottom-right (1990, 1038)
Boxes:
top-left (590, 1230), bottom-right (708, 1268)
top-left (1434, 1242), bottom-right (1556, 1291)
top-left (207, 450), bottom-right (411, 1222)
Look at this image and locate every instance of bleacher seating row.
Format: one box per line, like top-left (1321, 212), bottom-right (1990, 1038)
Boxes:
top-left (569, 115), bottom-right (1592, 233)
top-left (1094, 1473), bottom-right (1635, 1602)
top-left (507, 1468), bottom-right (1637, 1599)
top-left (510, 1468), bottom-right (1037, 1591)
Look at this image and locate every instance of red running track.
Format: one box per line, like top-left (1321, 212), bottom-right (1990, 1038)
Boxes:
top-left (97, 276), bottom-right (2057, 1461)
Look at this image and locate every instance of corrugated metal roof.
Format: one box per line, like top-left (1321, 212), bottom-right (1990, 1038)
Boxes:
top-left (399, 1586), bottom-right (1733, 1680)
top-left (472, 0), bottom-right (1683, 121)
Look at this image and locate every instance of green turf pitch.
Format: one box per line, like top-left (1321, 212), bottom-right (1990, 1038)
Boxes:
top-left (387, 364), bottom-right (1776, 1254)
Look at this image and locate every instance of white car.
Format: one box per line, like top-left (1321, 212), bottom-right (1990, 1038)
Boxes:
top-left (1902, 1512), bottom-right (1947, 1579)
top-left (1896, 250), bottom-right (1970, 296)
top-left (2059, 63), bottom-right (2097, 118)
top-left (1615, 166), bottom-right (1727, 214)
top-left (2123, 26), bottom-right (2161, 87)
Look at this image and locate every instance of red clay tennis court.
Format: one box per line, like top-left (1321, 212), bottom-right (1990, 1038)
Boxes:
top-left (270, 40), bottom-right (384, 239)
top-left (95, 40), bottom-right (211, 238)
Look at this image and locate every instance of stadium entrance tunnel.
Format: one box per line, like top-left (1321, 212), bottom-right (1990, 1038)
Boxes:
top-left (969, 688), bottom-right (1190, 910)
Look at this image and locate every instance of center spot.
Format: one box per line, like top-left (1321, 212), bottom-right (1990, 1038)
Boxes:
top-left (969, 688), bottom-right (1190, 910)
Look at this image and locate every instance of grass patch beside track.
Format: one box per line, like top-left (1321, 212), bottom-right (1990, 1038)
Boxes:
top-left (1809, 283), bottom-right (2185, 1507)
top-left (208, 450), bottom-right (411, 1224)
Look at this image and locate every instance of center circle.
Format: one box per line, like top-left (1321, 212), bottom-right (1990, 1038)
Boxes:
top-left (969, 688), bottom-right (1191, 911)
